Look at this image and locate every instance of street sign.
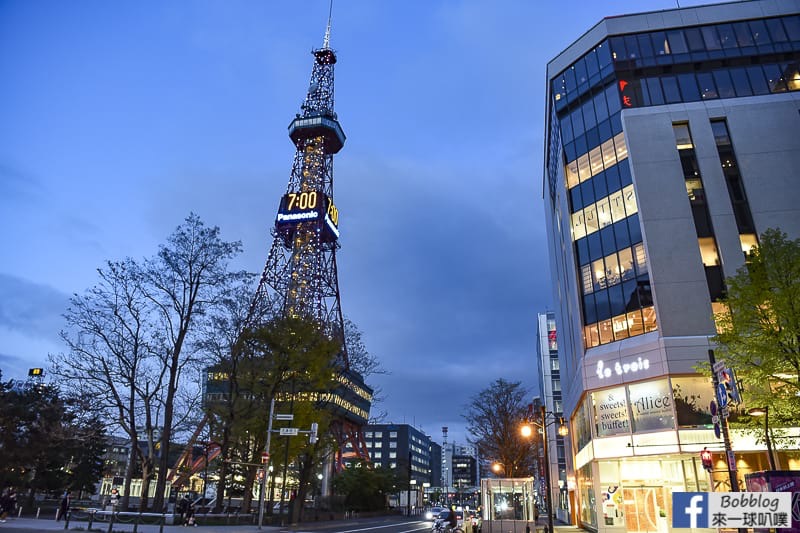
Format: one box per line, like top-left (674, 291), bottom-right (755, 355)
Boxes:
top-left (275, 414), bottom-right (294, 421)
top-left (714, 422), bottom-right (721, 439)
top-left (727, 450), bottom-right (737, 471)
top-left (712, 361), bottom-right (725, 373)
top-left (261, 452), bottom-right (270, 464)
top-left (716, 383), bottom-right (729, 408)
top-left (279, 427), bottom-right (299, 436)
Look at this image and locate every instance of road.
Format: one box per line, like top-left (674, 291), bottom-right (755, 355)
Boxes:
top-left (283, 516), bottom-right (433, 532)
top-left (0, 515), bottom-right (435, 533)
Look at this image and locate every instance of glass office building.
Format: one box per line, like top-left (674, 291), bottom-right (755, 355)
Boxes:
top-left (543, 2), bottom-right (800, 532)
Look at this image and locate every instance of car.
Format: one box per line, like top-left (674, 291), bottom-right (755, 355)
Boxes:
top-left (426, 506), bottom-right (447, 521)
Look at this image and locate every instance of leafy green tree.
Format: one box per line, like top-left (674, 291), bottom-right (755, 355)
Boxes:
top-left (0, 374), bottom-right (106, 502)
top-left (332, 460), bottom-right (396, 512)
top-left (68, 414), bottom-right (108, 498)
top-left (463, 379), bottom-right (537, 478)
top-left (193, 272), bottom-right (269, 512)
top-left (713, 228), bottom-right (800, 428)
top-left (207, 315), bottom-right (340, 514)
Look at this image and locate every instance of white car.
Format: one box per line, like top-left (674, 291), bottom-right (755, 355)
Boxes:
top-left (426, 506), bottom-right (447, 521)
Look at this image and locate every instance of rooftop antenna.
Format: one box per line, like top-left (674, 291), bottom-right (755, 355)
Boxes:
top-left (322, 0), bottom-right (333, 49)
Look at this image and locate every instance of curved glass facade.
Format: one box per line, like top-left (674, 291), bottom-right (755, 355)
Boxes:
top-left (548, 13), bottom-right (800, 349)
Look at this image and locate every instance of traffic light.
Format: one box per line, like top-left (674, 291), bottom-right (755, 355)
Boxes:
top-left (700, 447), bottom-right (713, 472)
top-left (309, 422), bottom-right (318, 444)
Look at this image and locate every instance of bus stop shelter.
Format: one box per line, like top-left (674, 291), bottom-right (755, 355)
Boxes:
top-left (480, 477), bottom-right (538, 533)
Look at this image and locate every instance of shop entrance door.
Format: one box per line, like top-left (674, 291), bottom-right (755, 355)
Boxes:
top-left (620, 486), bottom-right (668, 533)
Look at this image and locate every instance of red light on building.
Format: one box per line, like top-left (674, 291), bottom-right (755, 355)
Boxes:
top-left (618, 79), bottom-right (635, 107)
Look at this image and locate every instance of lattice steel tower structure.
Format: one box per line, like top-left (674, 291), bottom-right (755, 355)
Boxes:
top-left (254, 21), bottom-right (345, 345)
top-left (252, 15), bottom-right (371, 469)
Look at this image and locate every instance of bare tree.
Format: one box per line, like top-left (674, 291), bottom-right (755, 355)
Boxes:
top-left (143, 213), bottom-right (244, 511)
top-left (194, 272), bottom-right (272, 512)
top-left (463, 379), bottom-right (537, 477)
top-left (52, 258), bottom-right (163, 510)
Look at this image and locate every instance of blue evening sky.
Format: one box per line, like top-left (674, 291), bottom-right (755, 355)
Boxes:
top-left (1, 0), bottom-right (717, 446)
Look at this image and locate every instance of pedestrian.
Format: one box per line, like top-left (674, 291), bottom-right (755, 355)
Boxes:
top-left (0, 489), bottom-right (8, 522)
top-left (178, 495), bottom-right (191, 524)
top-left (183, 501), bottom-right (197, 527)
top-left (1, 488), bottom-right (17, 522)
top-left (56, 490), bottom-right (71, 521)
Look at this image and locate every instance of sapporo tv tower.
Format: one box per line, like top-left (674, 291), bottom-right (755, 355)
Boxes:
top-left (252, 10), bottom-right (372, 468)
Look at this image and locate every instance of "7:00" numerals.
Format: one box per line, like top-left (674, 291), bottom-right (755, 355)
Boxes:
top-left (287, 191), bottom-right (339, 226)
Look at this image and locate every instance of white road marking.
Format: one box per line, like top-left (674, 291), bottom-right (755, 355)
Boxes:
top-left (331, 521), bottom-right (431, 532)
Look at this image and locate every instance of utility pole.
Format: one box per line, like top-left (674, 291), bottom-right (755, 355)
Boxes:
top-left (708, 349), bottom-right (746, 533)
top-left (708, 349), bottom-right (740, 492)
top-left (540, 405), bottom-right (554, 533)
top-left (258, 398), bottom-right (276, 530)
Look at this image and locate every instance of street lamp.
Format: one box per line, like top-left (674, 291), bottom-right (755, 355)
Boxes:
top-left (520, 404), bottom-right (568, 533)
top-left (747, 406), bottom-right (777, 471)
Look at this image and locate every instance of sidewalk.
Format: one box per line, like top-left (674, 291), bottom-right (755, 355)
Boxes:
top-left (0, 517), bottom-right (283, 532)
top-left (481, 519), bottom-right (590, 533)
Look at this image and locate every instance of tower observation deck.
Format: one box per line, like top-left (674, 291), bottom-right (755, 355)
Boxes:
top-left (251, 18), bottom-right (372, 467)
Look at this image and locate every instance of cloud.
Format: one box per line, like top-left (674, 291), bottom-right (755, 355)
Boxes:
top-left (0, 273), bottom-right (69, 342)
top-left (0, 162), bottom-right (44, 204)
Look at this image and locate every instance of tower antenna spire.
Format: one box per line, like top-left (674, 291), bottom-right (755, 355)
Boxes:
top-left (323, 0), bottom-right (333, 49)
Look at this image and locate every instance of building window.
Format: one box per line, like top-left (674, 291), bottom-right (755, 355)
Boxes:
top-left (698, 237), bottom-right (720, 266)
top-left (584, 305), bottom-right (656, 348)
top-left (565, 133), bottom-right (628, 189)
top-left (389, 431), bottom-right (397, 438)
top-left (389, 441), bottom-right (397, 448)
top-left (571, 185), bottom-right (637, 241)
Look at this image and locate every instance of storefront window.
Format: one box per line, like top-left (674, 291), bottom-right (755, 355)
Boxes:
top-left (593, 386), bottom-right (630, 437)
top-left (599, 462), bottom-right (625, 527)
top-left (575, 396), bottom-right (594, 451)
top-left (578, 463), bottom-right (598, 529)
top-left (628, 379), bottom-right (674, 432)
top-left (671, 376), bottom-right (714, 427)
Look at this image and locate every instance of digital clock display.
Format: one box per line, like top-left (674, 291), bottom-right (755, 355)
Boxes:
top-left (275, 190), bottom-right (339, 242)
